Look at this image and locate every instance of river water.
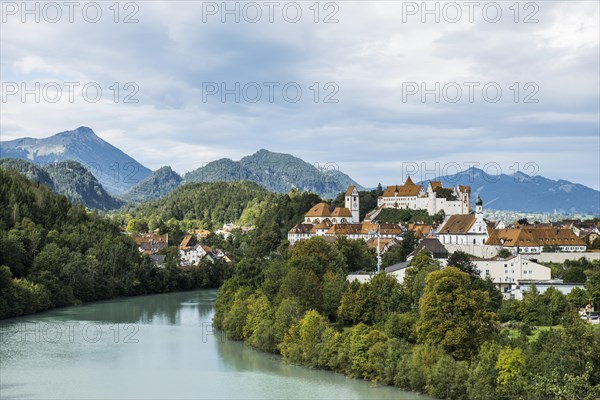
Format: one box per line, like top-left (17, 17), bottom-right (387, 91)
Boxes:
top-left (0, 289), bottom-right (431, 399)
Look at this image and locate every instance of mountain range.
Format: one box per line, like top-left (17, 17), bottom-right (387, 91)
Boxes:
top-left (0, 126), bottom-right (151, 194)
top-left (183, 149), bottom-right (363, 199)
top-left (1, 127), bottom-right (599, 215)
top-left (423, 168), bottom-right (600, 215)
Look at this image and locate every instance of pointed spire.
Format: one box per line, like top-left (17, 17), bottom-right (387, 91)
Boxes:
top-left (405, 176), bottom-right (415, 186)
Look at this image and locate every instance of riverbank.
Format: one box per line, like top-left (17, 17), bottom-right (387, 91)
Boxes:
top-left (0, 289), bottom-right (431, 399)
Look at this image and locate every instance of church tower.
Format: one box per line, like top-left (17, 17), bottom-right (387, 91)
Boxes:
top-left (345, 185), bottom-right (360, 223)
top-left (475, 194), bottom-right (483, 215)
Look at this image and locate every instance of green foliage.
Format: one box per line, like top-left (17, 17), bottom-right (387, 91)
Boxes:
top-left (567, 287), bottom-right (589, 309)
top-left (434, 187), bottom-right (458, 201)
top-left (0, 168), bottom-right (230, 319)
top-left (0, 158), bottom-right (123, 210)
top-left (384, 312), bottom-right (417, 343)
top-left (585, 269), bottom-right (600, 308)
top-left (128, 181), bottom-right (276, 229)
top-left (375, 208), bottom-right (445, 224)
top-left (338, 273), bottom-right (408, 326)
top-left (121, 166), bottom-right (182, 203)
top-left (416, 267), bottom-right (499, 360)
top-left (381, 230), bottom-right (418, 267)
top-left (496, 248), bottom-right (513, 258)
top-left (426, 354), bottom-right (469, 400)
top-left (332, 236), bottom-right (376, 273)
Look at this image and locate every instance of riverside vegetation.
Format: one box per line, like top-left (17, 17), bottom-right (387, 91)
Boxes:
top-left (0, 169), bottom-right (232, 318)
top-left (2, 166), bottom-right (600, 399)
top-left (213, 239), bottom-right (600, 399)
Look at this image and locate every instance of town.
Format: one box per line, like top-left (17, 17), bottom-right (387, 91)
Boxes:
top-left (130, 179), bottom-right (599, 323)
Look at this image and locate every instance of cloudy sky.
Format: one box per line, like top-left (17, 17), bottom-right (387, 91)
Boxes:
top-left (1, 1), bottom-right (599, 189)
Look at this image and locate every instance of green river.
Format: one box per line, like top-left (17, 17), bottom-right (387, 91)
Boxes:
top-left (0, 289), bottom-right (431, 399)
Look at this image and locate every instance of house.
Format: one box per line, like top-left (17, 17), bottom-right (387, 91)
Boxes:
top-left (149, 255), bottom-right (167, 268)
top-left (384, 261), bottom-right (412, 284)
top-left (408, 223), bottom-right (434, 239)
top-left (485, 226), bottom-right (587, 254)
top-left (412, 238), bottom-right (449, 260)
top-left (133, 233), bottom-right (168, 255)
top-left (437, 196), bottom-right (488, 245)
top-left (366, 237), bottom-right (399, 254)
top-left (189, 229), bottom-right (211, 239)
top-left (377, 177), bottom-right (471, 216)
top-left (472, 254), bottom-right (551, 298)
top-left (179, 235), bottom-right (208, 266)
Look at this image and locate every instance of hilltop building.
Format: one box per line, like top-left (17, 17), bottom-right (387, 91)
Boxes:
top-left (377, 177), bottom-right (471, 216)
top-left (304, 185), bottom-right (360, 225)
top-left (437, 195), bottom-right (489, 245)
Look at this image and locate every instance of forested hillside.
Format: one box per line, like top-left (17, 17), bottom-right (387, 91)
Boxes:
top-left (121, 166), bottom-right (183, 203)
top-left (0, 169), bottom-right (231, 319)
top-left (0, 158), bottom-right (124, 210)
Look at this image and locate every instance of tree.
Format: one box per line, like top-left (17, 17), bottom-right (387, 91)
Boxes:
top-left (384, 312), bottom-right (417, 343)
top-left (402, 251), bottom-right (440, 309)
top-left (563, 266), bottom-right (587, 283)
top-left (381, 230), bottom-right (418, 267)
top-left (585, 270), bottom-right (600, 307)
top-left (280, 310), bottom-right (330, 367)
top-left (426, 354), bottom-right (469, 400)
top-left (332, 236), bottom-right (375, 273)
top-left (566, 287), bottom-right (589, 310)
top-left (496, 248), bottom-right (513, 258)
top-left (447, 251), bottom-right (479, 279)
top-left (541, 287), bottom-right (568, 325)
top-left (467, 341), bottom-right (501, 400)
top-left (520, 285), bottom-right (549, 325)
top-left (416, 267), bottom-right (499, 360)
top-left (495, 347), bottom-right (524, 386)
top-left (321, 271), bottom-right (347, 320)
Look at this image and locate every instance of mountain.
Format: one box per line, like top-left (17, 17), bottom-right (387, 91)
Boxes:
top-left (121, 166), bottom-right (182, 203)
top-left (184, 149), bottom-right (363, 198)
top-left (424, 167), bottom-right (600, 215)
top-left (132, 181), bottom-right (278, 229)
top-left (0, 158), bottom-right (55, 192)
top-left (0, 126), bottom-right (151, 194)
top-left (0, 158), bottom-right (124, 211)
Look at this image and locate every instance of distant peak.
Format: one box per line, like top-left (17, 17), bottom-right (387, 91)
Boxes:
top-left (254, 149), bottom-right (273, 155)
top-left (74, 126), bottom-right (97, 136)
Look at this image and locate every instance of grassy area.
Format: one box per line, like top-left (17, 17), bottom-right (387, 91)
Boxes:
top-left (503, 325), bottom-right (562, 342)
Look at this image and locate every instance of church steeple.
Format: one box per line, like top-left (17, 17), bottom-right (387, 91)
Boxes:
top-left (475, 195), bottom-right (483, 214)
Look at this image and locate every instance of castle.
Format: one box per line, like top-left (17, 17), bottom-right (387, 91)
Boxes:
top-left (377, 177), bottom-right (471, 216)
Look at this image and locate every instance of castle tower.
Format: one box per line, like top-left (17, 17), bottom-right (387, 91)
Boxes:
top-left (345, 185), bottom-right (360, 223)
top-left (427, 189), bottom-right (437, 216)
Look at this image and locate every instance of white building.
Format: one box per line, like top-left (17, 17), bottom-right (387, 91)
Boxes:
top-left (512, 281), bottom-right (586, 300)
top-left (472, 254), bottom-right (551, 298)
top-left (437, 195), bottom-right (488, 245)
top-left (377, 177), bottom-right (471, 216)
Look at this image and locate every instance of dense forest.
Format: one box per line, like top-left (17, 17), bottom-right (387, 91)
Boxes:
top-left (0, 158), bottom-right (124, 210)
top-left (214, 237), bottom-right (600, 399)
top-left (0, 169), bottom-right (231, 319)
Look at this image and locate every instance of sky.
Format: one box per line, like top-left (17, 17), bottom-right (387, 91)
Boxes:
top-left (1, 1), bottom-right (599, 190)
